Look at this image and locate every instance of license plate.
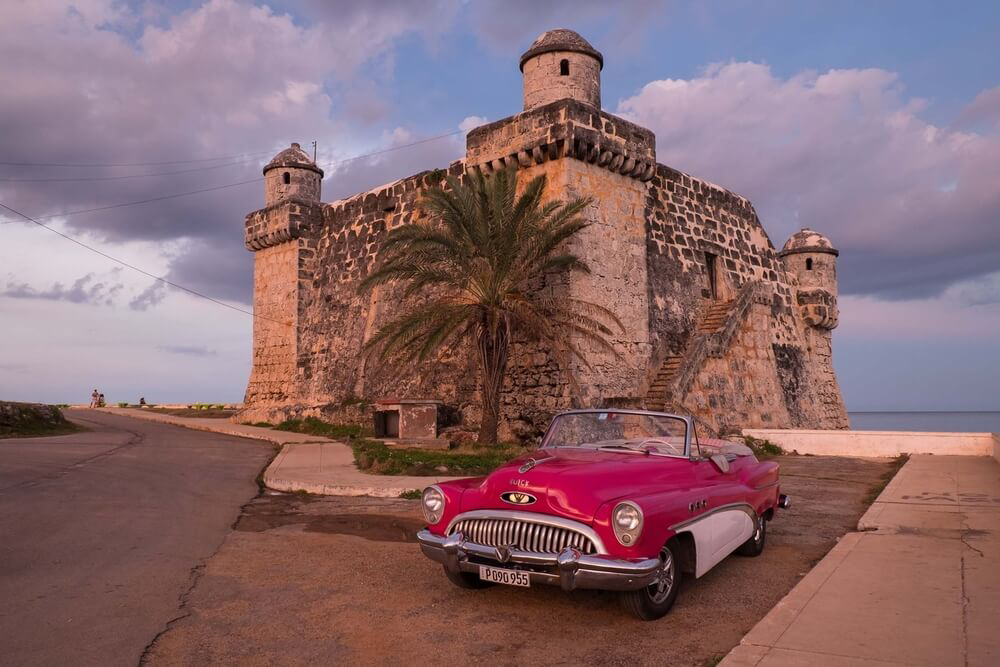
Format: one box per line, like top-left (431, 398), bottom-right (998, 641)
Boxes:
top-left (479, 564), bottom-right (530, 587)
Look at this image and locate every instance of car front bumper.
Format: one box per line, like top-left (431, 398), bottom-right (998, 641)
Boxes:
top-left (417, 529), bottom-right (661, 592)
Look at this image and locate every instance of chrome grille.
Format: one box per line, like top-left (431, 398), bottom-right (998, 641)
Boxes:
top-left (451, 518), bottom-right (597, 555)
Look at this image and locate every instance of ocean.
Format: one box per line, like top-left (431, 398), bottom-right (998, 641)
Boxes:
top-left (848, 412), bottom-right (1000, 433)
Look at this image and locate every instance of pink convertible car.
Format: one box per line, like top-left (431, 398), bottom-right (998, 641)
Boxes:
top-left (417, 409), bottom-right (789, 619)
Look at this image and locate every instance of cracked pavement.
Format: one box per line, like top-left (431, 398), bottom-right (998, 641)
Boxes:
top-left (0, 410), bottom-right (273, 667)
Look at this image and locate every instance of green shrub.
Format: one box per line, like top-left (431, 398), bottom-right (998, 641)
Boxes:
top-left (351, 438), bottom-right (527, 476)
top-left (741, 435), bottom-right (785, 458)
top-left (398, 489), bottom-right (422, 499)
top-left (117, 402), bottom-right (129, 408)
top-left (274, 417), bottom-right (374, 439)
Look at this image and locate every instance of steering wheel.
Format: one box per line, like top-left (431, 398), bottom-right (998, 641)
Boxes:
top-left (638, 438), bottom-right (682, 454)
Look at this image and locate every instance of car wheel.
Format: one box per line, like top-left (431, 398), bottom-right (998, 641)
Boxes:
top-left (736, 513), bottom-right (767, 557)
top-left (443, 567), bottom-right (494, 589)
top-left (620, 543), bottom-right (682, 620)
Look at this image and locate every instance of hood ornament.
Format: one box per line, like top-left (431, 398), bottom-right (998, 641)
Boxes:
top-left (518, 456), bottom-right (554, 474)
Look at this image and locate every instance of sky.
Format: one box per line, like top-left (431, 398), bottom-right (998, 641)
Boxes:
top-left (1, 0), bottom-right (998, 412)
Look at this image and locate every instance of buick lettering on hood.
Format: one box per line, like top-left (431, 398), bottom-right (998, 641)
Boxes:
top-left (417, 410), bottom-right (789, 619)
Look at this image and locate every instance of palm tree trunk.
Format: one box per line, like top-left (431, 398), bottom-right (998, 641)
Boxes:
top-left (477, 324), bottom-right (510, 444)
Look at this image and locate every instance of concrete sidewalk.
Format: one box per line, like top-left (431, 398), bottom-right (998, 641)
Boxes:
top-left (722, 454), bottom-right (1000, 667)
top-left (98, 408), bottom-right (459, 497)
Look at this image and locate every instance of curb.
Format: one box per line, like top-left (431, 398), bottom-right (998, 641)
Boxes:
top-left (95, 409), bottom-right (428, 498)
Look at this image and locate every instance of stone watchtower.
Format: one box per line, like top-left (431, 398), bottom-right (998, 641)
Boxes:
top-left (242, 144), bottom-right (324, 414)
top-left (779, 229), bottom-right (848, 425)
top-left (263, 142), bottom-right (323, 206)
top-left (520, 29), bottom-right (603, 110)
top-left (779, 229), bottom-right (839, 329)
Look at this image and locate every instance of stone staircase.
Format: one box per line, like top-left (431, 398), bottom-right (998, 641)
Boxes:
top-left (696, 299), bottom-right (736, 334)
top-left (644, 356), bottom-right (683, 411)
top-left (644, 299), bottom-right (736, 411)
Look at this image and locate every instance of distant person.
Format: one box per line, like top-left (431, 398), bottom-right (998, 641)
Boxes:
top-left (139, 397), bottom-right (147, 407)
top-left (98, 394), bottom-right (106, 408)
top-left (90, 389), bottom-right (100, 408)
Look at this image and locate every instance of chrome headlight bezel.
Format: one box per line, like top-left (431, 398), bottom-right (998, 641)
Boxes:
top-left (612, 500), bottom-right (644, 546)
top-left (421, 485), bottom-right (445, 524)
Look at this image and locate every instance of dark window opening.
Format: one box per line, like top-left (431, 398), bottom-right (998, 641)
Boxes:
top-left (383, 204), bottom-right (396, 213)
top-left (806, 257), bottom-right (813, 271)
top-left (560, 59), bottom-right (570, 76)
top-left (705, 252), bottom-right (718, 300)
top-left (374, 410), bottom-right (400, 438)
top-left (282, 172), bottom-right (290, 185)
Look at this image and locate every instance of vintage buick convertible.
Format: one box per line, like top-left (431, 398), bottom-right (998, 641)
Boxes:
top-left (417, 409), bottom-right (789, 619)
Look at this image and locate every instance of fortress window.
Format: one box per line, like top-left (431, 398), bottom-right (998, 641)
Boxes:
top-left (560, 59), bottom-right (570, 76)
top-left (282, 172), bottom-right (290, 185)
top-left (806, 258), bottom-right (813, 271)
top-left (705, 252), bottom-right (718, 300)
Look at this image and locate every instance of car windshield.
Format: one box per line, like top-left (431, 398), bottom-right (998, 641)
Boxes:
top-left (541, 411), bottom-right (689, 457)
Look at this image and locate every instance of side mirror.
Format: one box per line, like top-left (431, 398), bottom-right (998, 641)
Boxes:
top-left (710, 454), bottom-right (730, 474)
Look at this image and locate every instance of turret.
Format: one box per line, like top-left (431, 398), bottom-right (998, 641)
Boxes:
top-left (263, 142), bottom-right (323, 207)
top-left (520, 29), bottom-right (603, 111)
top-left (779, 228), bottom-right (839, 329)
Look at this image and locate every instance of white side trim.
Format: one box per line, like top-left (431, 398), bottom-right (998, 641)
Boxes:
top-left (677, 508), bottom-right (755, 577)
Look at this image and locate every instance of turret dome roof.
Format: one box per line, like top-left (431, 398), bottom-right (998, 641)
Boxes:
top-left (520, 29), bottom-right (603, 71)
top-left (263, 142), bottom-right (324, 177)
top-left (779, 228), bottom-right (839, 257)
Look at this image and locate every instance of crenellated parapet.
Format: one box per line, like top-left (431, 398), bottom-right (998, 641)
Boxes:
top-left (465, 99), bottom-right (657, 182)
top-left (244, 199), bottom-right (323, 251)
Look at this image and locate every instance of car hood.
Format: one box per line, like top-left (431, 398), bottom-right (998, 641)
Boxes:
top-left (460, 447), bottom-right (693, 524)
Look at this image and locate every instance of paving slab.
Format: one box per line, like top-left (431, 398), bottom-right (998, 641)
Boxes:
top-left (97, 408), bottom-right (461, 497)
top-left (721, 455), bottom-right (1000, 667)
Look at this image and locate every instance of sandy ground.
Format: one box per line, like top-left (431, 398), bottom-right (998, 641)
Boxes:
top-left (146, 455), bottom-right (893, 667)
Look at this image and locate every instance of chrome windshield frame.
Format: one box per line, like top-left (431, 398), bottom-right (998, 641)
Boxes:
top-left (539, 409), bottom-right (693, 459)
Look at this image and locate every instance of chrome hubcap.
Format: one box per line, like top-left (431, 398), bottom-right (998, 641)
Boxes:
top-left (649, 547), bottom-right (675, 604)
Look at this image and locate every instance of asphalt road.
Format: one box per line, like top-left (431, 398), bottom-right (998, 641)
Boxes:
top-left (0, 410), bottom-right (273, 667)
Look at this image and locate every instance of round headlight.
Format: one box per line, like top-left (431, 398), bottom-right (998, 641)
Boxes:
top-left (421, 485), bottom-right (445, 524)
top-left (612, 501), bottom-right (643, 546)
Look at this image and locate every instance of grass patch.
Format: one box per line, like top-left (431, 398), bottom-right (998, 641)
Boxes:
top-left (249, 421), bottom-right (274, 428)
top-left (0, 402), bottom-right (83, 439)
top-left (863, 453), bottom-right (910, 507)
top-left (274, 417), bottom-right (374, 439)
top-left (351, 438), bottom-right (528, 476)
top-left (398, 489), bottom-right (423, 499)
top-left (741, 435), bottom-right (786, 458)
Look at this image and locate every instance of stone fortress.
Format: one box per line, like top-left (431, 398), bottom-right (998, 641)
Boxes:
top-left (240, 29), bottom-right (849, 438)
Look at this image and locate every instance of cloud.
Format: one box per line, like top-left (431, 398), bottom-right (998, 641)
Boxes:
top-left (157, 344), bottom-right (218, 357)
top-left (617, 62), bottom-right (1000, 299)
top-left (0, 0), bottom-right (452, 306)
top-left (129, 281), bottom-right (167, 311)
top-left (468, 0), bottom-right (669, 52)
top-left (2, 272), bottom-right (123, 306)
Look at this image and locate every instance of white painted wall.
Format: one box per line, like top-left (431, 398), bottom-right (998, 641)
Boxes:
top-left (742, 429), bottom-right (998, 457)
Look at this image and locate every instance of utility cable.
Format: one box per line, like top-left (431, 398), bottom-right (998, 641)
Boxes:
top-left (0, 129), bottom-right (464, 224)
top-left (0, 149), bottom-right (277, 168)
top-left (0, 200), bottom-right (288, 325)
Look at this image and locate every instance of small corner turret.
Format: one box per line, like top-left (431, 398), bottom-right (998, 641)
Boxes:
top-left (263, 142), bottom-right (324, 207)
top-left (520, 29), bottom-right (603, 111)
top-left (779, 228), bottom-right (840, 329)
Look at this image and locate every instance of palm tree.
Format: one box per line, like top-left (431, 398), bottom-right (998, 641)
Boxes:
top-left (359, 168), bottom-right (623, 444)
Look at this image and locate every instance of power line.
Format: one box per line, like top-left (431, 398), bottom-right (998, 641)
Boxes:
top-left (0, 157), bottom-right (264, 183)
top-left (0, 200), bottom-right (288, 326)
top-left (0, 149), bottom-right (276, 168)
top-left (0, 129), bottom-right (464, 225)
top-left (0, 178), bottom-right (262, 224)
top-left (0, 129), bottom-right (468, 320)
